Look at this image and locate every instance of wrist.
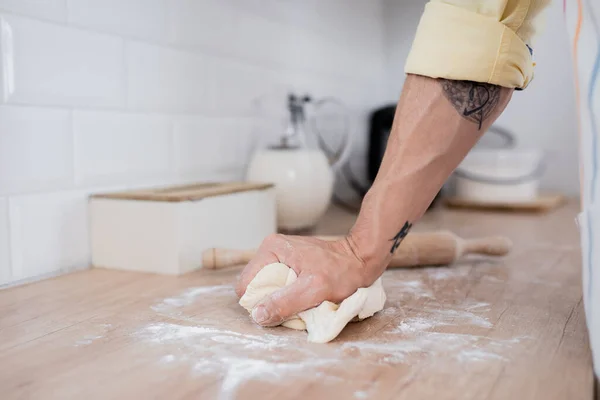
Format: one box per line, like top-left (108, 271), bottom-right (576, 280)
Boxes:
top-left (345, 229), bottom-right (390, 277)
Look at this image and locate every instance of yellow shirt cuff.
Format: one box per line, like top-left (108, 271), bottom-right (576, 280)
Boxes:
top-left (404, 2), bottom-right (534, 89)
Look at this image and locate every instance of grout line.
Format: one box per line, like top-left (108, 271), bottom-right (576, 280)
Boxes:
top-left (70, 107), bottom-right (78, 188)
top-left (0, 97), bottom-right (368, 118)
top-left (122, 39), bottom-right (128, 108)
top-left (64, 0), bottom-right (70, 24)
top-left (0, 102), bottom-right (269, 121)
top-left (163, 0), bottom-right (172, 46)
top-left (0, 17), bottom-right (5, 104)
top-left (0, 9), bottom-right (375, 85)
top-left (169, 115), bottom-right (177, 178)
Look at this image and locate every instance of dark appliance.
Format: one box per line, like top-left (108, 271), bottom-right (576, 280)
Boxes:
top-left (367, 105), bottom-right (442, 210)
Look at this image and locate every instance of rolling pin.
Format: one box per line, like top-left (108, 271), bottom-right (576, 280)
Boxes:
top-left (202, 230), bottom-right (512, 270)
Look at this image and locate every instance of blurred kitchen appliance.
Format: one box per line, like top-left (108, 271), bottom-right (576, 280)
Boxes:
top-left (246, 93), bottom-right (351, 232)
top-left (367, 105), bottom-right (442, 210)
top-left (367, 105), bottom-right (395, 183)
top-left (366, 105), bottom-right (520, 209)
top-left (453, 148), bottom-right (545, 203)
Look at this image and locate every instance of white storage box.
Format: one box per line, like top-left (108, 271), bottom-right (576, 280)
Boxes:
top-left (89, 182), bottom-right (276, 275)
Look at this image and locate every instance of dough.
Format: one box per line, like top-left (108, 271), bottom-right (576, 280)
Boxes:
top-left (238, 262), bottom-right (386, 343)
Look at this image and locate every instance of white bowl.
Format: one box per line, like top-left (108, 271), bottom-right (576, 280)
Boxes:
top-left (453, 149), bottom-right (545, 203)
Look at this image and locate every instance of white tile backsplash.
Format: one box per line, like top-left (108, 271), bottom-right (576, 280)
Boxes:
top-left (174, 117), bottom-right (254, 177)
top-left (210, 60), bottom-right (275, 117)
top-left (67, 0), bottom-right (167, 42)
top-left (126, 42), bottom-right (211, 113)
top-left (0, 0), bottom-right (67, 22)
top-left (0, 14), bottom-right (124, 107)
top-left (9, 190), bottom-right (90, 281)
top-left (167, 0), bottom-right (236, 55)
top-left (0, 197), bottom-right (10, 285)
top-left (73, 111), bottom-right (172, 186)
top-left (234, 13), bottom-right (286, 67)
top-left (0, 0), bottom-right (387, 286)
top-left (0, 106), bottom-right (73, 194)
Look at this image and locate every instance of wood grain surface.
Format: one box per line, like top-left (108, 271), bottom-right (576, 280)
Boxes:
top-left (443, 193), bottom-right (566, 213)
top-left (0, 199), bottom-right (592, 400)
top-left (90, 181), bottom-right (274, 202)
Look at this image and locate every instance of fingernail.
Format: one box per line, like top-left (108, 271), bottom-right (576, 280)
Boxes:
top-left (251, 305), bottom-right (271, 325)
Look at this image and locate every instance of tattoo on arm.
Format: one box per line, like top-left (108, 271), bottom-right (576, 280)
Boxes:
top-left (390, 221), bottom-right (413, 254)
top-left (439, 79), bottom-right (501, 130)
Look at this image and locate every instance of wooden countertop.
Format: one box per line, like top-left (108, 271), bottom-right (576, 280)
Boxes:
top-left (0, 200), bottom-right (592, 399)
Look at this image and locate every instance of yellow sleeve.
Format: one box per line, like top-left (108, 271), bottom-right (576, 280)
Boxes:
top-left (404, 0), bottom-right (551, 89)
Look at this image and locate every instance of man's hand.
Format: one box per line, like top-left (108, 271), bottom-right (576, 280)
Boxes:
top-left (234, 234), bottom-right (383, 327)
top-left (235, 74), bottom-right (513, 330)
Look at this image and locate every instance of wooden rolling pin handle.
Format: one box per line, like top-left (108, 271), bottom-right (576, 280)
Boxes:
top-left (202, 233), bottom-right (513, 269)
top-left (459, 236), bottom-right (513, 258)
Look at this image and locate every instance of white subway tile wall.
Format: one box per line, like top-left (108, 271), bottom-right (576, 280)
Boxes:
top-left (0, 0), bottom-right (67, 23)
top-left (73, 111), bottom-right (173, 186)
top-left (0, 1), bottom-right (385, 285)
top-left (173, 117), bottom-right (255, 178)
top-left (126, 42), bottom-right (211, 113)
top-left (67, 0), bottom-right (167, 42)
top-left (0, 106), bottom-right (72, 194)
top-left (0, 14), bottom-right (125, 107)
top-left (8, 191), bottom-right (90, 281)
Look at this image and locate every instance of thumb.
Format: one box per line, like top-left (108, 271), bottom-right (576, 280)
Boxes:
top-left (235, 251), bottom-right (279, 298)
top-left (252, 275), bottom-right (325, 327)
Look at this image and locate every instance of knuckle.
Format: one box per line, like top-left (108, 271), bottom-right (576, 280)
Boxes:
top-left (264, 299), bottom-right (285, 322)
top-left (263, 233), bottom-right (284, 247)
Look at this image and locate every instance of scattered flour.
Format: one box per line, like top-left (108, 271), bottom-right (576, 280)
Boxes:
top-left (152, 284), bottom-right (234, 312)
top-left (140, 322), bottom-right (295, 352)
top-left (160, 354), bottom-right (176, 363)
top-left (423, 267), bottom-right (471, 281)
top-left (74, 323), bottom-right (112, 347)
top-left (344, 331), bottom-right (524, 365)
top-left (219, 357), bottom-right (335, 399)
top-left (134, 280), bottom-right (525, 398)
top-left (423, 308), bottom-right (493, 328)
top-left (74, 335), bottom-right (104, 347)
top-left (464, 301), bottom-right (492, 311)
top-left (384, 279), bottom-right (434, 299)
top-left (381, 306), bottom-right (398, 315)
top-left (456, 349), bottom-right (507, 363)
top-left (135, 321), bottom-right (332, 400)
top-left (395, 317), bottom-right (444, 334)
top-left (391, 303), bottom-right (492, 334)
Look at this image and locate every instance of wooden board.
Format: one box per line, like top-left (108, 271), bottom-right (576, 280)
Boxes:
top-left (443, 193), bottom-right (567, 213)
top-left (90, 181), bottom-right (274, 202)
top-left (0, 200), bottom-right (592, 400)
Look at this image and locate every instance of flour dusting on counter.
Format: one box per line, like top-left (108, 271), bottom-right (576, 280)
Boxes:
top-left (135, 279), bottom-right (528, 398)
top-left (152, 284), bottom-right (234, 312)
top-left (73, 324), bottom-right (112, 347)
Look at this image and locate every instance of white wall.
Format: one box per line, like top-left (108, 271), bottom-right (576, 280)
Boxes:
top-left (381, 0), bottom-right (580, 195)
top-left (0, 0), bottom-right (581, 287)
top-left (0, 0), bottom-right (386, 285)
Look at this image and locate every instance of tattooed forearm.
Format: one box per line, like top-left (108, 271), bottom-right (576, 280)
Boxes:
top-left (390, 221), bottom-right (413, 254)
top-left (439, 79), bottom-right (501, 129)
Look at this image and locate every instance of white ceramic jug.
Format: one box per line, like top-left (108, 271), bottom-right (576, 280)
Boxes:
top-left (246, 94), bottom-right (350, 232)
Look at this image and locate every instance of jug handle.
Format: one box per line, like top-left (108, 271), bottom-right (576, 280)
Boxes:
top-left (310, 97), bottom-right (352, 170)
